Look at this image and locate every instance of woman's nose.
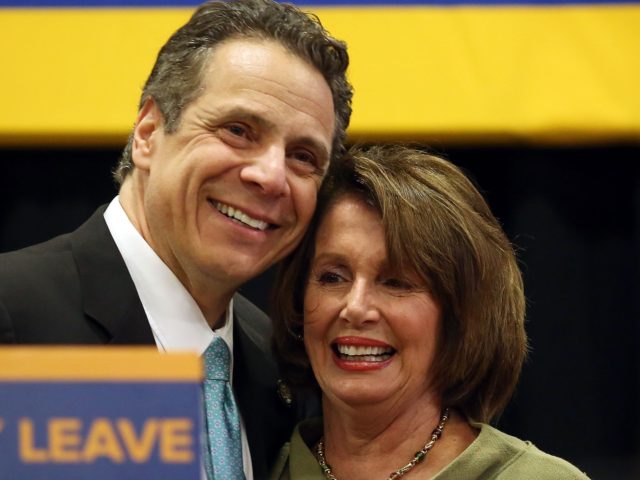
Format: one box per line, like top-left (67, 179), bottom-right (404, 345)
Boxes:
top-left (339, 281), bottom-right (380, 326)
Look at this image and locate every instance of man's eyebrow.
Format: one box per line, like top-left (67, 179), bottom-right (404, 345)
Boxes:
top-left (220, 107), bottom-right (331, 166)
top-left (218, 107), bottom-right (276, 131)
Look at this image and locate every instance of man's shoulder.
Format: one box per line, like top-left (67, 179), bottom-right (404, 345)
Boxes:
top-left (0, 205), bottom-right (109, 279)
top-left (0, 233), bottom-right (85, 344)
top-left (0, 232), bottom-right (75, 284)
top-left (0, 206), bottom-right (119, 344)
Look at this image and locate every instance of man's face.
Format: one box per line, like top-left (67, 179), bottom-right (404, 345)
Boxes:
top-left (131, 39), bottom-right (335, 295)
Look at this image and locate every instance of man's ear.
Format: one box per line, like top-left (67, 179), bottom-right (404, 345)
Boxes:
top-left (131, 97), bottom-right (163, 172)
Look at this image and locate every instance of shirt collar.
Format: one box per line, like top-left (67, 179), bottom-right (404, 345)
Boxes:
top-left (103, 196), bottom-right (234, 356)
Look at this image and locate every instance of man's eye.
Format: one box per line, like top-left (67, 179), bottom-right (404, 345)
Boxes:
top-left (289, 149), bottom-right (321, 173)
top-left (225, 124), bottom-right (249, 138)
top-left (293, 150), bottom-right (315, 164)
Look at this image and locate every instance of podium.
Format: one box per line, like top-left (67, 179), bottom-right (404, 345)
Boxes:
top-left (0, 347), bottom-right (203, 480)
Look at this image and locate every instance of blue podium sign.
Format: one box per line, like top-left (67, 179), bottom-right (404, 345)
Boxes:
top-left (0, 347), bottom-right (203, 480)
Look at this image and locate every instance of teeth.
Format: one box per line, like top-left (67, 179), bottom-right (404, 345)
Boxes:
top-left (336, 345), bottom-right (394, 356)
top-left (215, 202), bottom-right (269, 231)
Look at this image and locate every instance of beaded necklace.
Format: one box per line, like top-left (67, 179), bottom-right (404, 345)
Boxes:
top-left (315, 408), bottom-right (450, 480)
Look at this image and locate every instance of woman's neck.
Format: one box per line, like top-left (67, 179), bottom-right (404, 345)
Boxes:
top-left (320, 397), bottom-right (477, 480)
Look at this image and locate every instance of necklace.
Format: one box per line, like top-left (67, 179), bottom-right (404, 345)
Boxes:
top-left (315, 408), bottom-right (450, 480)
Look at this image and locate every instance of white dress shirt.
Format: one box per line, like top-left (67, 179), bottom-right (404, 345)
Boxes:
top-left (103, 196), bottom-right (253, 479)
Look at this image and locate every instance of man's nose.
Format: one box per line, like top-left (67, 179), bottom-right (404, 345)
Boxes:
top-left (240, 145), bottom-right (289, 197)
top-left (339, 280), bottom-right (381, 327)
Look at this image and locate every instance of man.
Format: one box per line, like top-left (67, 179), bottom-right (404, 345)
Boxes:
top-left (0, 0), bottom-right (352, 478)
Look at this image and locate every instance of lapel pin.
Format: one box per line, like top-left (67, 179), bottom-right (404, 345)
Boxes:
top-left (276, 379), bottom-right (293, 407)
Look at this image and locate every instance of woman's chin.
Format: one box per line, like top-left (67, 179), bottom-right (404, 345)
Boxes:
top-left (322, 378), bottom-right (397, 409)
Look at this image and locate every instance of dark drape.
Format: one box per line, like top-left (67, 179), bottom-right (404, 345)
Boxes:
top-left (2, 145), bottom-right (638, 478)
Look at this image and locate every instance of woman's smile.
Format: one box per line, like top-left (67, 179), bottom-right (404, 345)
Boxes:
top-left (331, 336), bottom-right (396, 370)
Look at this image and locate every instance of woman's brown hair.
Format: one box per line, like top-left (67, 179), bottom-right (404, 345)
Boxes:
top-left (272, 144), bottom-right (527, 423)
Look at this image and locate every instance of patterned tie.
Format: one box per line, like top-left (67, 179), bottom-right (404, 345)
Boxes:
top-left (203, 337), bottom-right (245, 480)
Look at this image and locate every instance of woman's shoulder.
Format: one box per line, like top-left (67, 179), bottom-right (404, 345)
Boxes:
top-left (436, 422), bottom-right (589, 479)
top-left (269, 418), bottom-right (324, 480)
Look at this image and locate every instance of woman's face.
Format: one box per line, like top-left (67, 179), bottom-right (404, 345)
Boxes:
top-left (304, 195), bottom-right (441, 409)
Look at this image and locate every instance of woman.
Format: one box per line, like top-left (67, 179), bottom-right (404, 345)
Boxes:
top-left (270, 144), bottom-right (588, 479)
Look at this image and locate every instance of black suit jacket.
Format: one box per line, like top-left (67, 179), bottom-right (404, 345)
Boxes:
top-left (0, 206), bottom-right (305, 478)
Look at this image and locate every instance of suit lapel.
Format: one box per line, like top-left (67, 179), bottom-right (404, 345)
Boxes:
top-left (233, 295), bottom-right (298, 478)
top-left (70, 206), bottom-right (154, 345)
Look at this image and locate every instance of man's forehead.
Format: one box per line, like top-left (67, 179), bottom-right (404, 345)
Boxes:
top-left (198, 42), bottom-right (335, 146)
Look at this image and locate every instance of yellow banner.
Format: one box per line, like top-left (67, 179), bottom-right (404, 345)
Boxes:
top-left (0, 6), bottom-right (638, 145)
top-left (0, 347), bottom-right (201, 381)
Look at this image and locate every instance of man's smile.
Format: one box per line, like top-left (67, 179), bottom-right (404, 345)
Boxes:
top-left (210, 200), bottom-right (273, 231)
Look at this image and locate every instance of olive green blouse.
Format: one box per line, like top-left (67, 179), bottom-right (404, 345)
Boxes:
top-left (269, 418), bottom-right (589, 480)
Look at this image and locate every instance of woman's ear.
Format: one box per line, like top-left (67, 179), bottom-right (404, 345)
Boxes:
top-left (131, 97), bottom-right (162, 171)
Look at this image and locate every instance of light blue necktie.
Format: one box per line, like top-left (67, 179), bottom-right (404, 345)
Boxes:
top-left (203, 337), bottom-right (245, 480)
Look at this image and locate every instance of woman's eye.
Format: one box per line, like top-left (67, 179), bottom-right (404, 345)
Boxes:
top-left (317, 271), bottom-right (343, 284)
top-left (383, 278), bottom-right (413, 290)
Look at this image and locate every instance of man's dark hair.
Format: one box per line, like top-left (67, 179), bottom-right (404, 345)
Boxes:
top-left (114, 0), bottom-right (352, 184)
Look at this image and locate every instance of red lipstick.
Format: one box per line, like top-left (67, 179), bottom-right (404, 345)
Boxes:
top-left (332, 336), bottom-right (392, 347)
top-left (331, 336), bottom-right (395, 372)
